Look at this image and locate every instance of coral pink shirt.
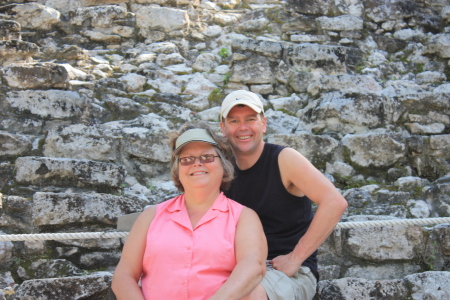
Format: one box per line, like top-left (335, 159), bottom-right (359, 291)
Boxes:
top-left (141, 192), bottom-right (243, 300)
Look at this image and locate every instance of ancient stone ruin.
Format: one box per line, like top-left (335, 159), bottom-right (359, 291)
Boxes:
top-left (0, 0), bottom-right (449, 299)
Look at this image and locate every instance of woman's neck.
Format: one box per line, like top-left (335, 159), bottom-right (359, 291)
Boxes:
top-left (183, 190), bottom-right (220, 228)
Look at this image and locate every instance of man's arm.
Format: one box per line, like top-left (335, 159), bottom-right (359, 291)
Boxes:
top-left (271, 148), bottom-right (348, 277)
top-left (209, 207), bottom-right (268, 300)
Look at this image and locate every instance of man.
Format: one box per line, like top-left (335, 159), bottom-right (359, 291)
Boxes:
top-left (220, 90), bottom-right (348, 300)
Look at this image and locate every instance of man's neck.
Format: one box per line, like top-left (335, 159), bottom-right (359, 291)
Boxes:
top-left (234, 142), bottom-right (265, 170)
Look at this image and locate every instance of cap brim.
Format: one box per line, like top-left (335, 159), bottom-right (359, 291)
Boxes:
top-left (222, 101), bottom-right (263, 118)
top-left (174, 128), bottom-right (218, 153)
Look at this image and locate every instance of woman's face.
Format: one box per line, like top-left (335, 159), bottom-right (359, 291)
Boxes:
top-left (178, 142), bottom-right (224, 192)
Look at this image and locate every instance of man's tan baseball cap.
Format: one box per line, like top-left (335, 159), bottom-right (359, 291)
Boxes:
top-left (221, 90), bottom-right (264, 118)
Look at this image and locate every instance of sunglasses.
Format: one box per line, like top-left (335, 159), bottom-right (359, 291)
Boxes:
top-left (179, 154), bottom-right (220, 165)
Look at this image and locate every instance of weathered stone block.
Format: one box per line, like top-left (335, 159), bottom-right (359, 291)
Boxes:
top-left (0, 131), bottom-right (31, 157)
top-left (342, 133), bottom-right (406, 168)
top-left (6, 90), bottom-right (87, 119)
top-left (19, 259), bottom-right (83, 280)
top-left (132, 5), bottom-right (189, 39)
top-left (14, 272), bottom-right (112, 300)
top-left (31, 192), bottom-right (147, 226)
top-left (4, 62), bottom-right (69, 89)
top-left (318, 277), bottom-right (407, 299)
top-left (0, 20), bottom-right (20, 40)
top-left (344, 224), bottom-right (423, 261)
top-left (0, 40), bottom-right (39, 65)
top-left (404, 271), bottom-right (450, 299)
top-left (286, 44), bottom-right (351, 75)
top-left (1, 3), bottom-right (60, 31)
top-left (15, 156), bottom-right (126, 190)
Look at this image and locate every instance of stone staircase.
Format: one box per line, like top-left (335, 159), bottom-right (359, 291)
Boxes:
top-left (0, 0), bottom-right (449, 299)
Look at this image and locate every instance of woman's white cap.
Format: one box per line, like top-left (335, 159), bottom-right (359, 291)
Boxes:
top-left (174, 128), bottom-right (218, 153)
top-left (220, 90), bottom-right (264, 118)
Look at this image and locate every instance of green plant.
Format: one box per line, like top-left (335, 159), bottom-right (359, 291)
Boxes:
top-left (219, 48), bottom-right (229, 59)
top-left (207, 88), bottom-right (227, 108)
top-left (223, 72), bottom-right (231, 86)
top-left (425, 241), bottom-right (438, 270)
top-left (147, 181), bottom-right (155, 191)
top-left (415, 63), bottom-right (424, 73)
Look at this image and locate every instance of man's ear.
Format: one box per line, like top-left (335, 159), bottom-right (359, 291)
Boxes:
top-left (262, 116), bottom-right (267, 133)
top-left (220, 121), bottom-right (227, 137)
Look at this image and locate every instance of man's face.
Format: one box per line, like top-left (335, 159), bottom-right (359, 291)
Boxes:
top-left (220, 105), bottom-right (267, 156)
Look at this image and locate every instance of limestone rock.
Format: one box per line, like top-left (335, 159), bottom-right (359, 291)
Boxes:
top-left (132, 5), bottom-right (190, 40)
top-left (3, 63), bottom-right (69, 89)
top-left (43, 124), bottom-right (120, 162)
top-left (235, 18), bottom-right (270, 33)
top-left (0, 131), bottom-right (32, 157)
top-left (103, 94), bottom-right (150, 119)
top-left (192, 53), bottom-right (222, 72)
top-left (286, 44), bottom-right (362, 75)
top-left (1, 3), bottom-right (60, 31)
top-left (300, 93), bottom-right (390, 135)
top-left (404, 271), bottom-right (450, 299)
top-left (264, 109), bottom-right (300, 134)
top-left (70, 5), bottom-right (129, 29)
top-left (14, 272), bottom-right (112, 300)
top-left (183, 73), bottom-right (218, 96)
top-left (230, 56), bottom-right (274, 85)
top-left (318, 277), bottom-right (407, 299)
top-left (316, 15), bottom-right (364, 32)
top-left (0, 239), bottom-right (13, 266)
top-left (0, 40), bottom-right (39, 65)
top-left (344, 224), bottom-right (423, 261)
top-left (15, 156), bottom-right (126, 191)
top-left (307, 75), bottom-right (382, 97)
top-left (19, 259), bottom-right (83, 280)
top-left (0, 20), bottom-right (20, 40)
top-left (6, 90), bottom-right (87, 119)
top-left (31, 192), bottom-right (147, 226)
top-left (426, 34), bottom-right (450, 58)
top-left (0, 0), bottom-right (449, 298)
top-left (79, 252), bottom-right (121, 269)
top-left (342, 133), bottom-right (406, 168)
top-left (286, 0), bottom-right (339, 16)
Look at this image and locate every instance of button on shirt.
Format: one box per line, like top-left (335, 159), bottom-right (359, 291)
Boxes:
top-left (141, 193), bottom-right (244, 300)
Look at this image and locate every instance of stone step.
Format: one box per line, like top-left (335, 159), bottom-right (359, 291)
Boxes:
top-left (11, 272), bottom-right (113, 300)
top-left (316, 272), bottom-right (450, 300)
top-left (318, 221), bottom-right (450, 281)
top-left (1, 191), bottom-right (150, 230)
top-left (0, 20), bottom-right (20, 41)
top-left (14, 156), bottom-right (126, 194)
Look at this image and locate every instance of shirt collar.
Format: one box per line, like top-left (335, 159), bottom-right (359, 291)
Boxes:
top-left (166, 192), bottom-right (228, 213)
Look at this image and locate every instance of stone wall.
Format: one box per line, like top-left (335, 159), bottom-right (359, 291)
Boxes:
top-left (0, 0), bottom-right (449, 299)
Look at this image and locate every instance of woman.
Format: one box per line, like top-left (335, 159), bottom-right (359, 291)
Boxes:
top-left (112, 123), bottom-right (267, 300)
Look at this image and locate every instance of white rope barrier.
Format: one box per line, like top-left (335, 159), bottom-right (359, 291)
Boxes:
top-left (335, 217), bottom-right (450, 229)
top-left (0, 217), bottom-right (449, 242)
top-left (0, 231), bottom-right (128, 242)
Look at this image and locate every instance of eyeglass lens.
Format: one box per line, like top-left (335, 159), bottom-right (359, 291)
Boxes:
top-left (179, 154), bottom-right (219, 165)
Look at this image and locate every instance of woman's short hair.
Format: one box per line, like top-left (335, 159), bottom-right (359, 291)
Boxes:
top-left (169, 122), bottom-right (235, 192)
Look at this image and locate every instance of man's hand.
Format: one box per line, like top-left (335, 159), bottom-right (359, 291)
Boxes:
top-left (270, 253), bottom-right (303, 277)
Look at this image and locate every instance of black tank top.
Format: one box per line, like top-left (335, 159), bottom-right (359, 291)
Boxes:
top-left (225, 143), bottom-right (318, 280)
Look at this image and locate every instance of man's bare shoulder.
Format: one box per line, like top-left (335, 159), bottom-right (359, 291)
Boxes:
top-left (278, 147), bottom-right (309, 164)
